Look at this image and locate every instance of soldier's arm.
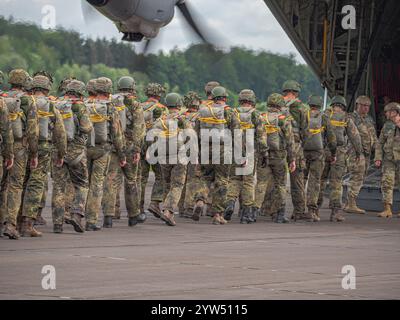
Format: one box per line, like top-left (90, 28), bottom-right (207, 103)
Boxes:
top-left (282, 117), bottom-right (295, 163)
top-left (374, 123), bottom-right (389, 162)
top-left (255, 113), bottom-right (268, 156)
top-left (110, 108), bottom-right (125, 161)
top-left (125, 96), bottom-right (145, 154)
top-left (52, 106), bottom-right (67, 160)
top-left (323, 114), bottom-right (337, 156)
top-left (369, 120), bottom-right (378, 152)
top-left (20, 95), bottom-right (39, 158)
top-left (72, 102), bottom-right (93, 134)
top-left (346, 117), bottom-right (363, 156)
top-left (0, 99), bottom-right (14, 160)
top-left (227, 108), bottom-right (240, 130)
top-left (153, 105), bottom-right (166, 121)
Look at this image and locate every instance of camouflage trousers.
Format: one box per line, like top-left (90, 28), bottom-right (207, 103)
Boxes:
top-left (51, 145), bottom-right (89, 225)
top-left (381, 159), bottom-right (400, 205)
top-left (103, 151), bottom-right (141, 218)
top-left (140, 158), bottom-right (163, 209)
top-left (304, 150), bottom-right (325, 210)
top-left (161, 164), bottom-right (187, 212)
top-left (226, 162), bottom-right (256, 207)
top-left (289, 144), bottom-right (306, 215)
top-left (0, 154), bottom-right (5, 225)
top-left (85, 146), bottom-right (111, 225)
top-left (346, 152), bottom-right (368, 198)
top-left (255, 153), bottom-right (287, 211)
top-left (22, 144), bottom-right (52, 219)
top-left (180, 164), bottom-right (203, 213)
top-left (261, 184), bottom-right (281, 216)
top-left (328, 146), bottom-right (347, 209)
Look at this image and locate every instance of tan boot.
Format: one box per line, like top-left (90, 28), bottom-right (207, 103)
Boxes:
top-left (3, 223), bottom-right (20, 240)
top-left (330, 209), bottom-right (345, 222)
top-left (377, 203), bottom-right (392, 218)
top-left (344, 195), bottom-right (366, 214)
top-left (161, 210), bottom-right (176, 226)
top-left (148, 201), bottom-right (162, 219)
top-left (211, 214), bottom-right (227, 225)
top-left (20, 217), bottom-right (42, 237)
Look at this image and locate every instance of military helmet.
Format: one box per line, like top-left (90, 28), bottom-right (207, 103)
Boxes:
top-left (86, 79), bottom-right (97, 95)
top-left (145, 83), bottom-right (166, 97)
top-left (33, 71), bottom-right (54, 84)
top-left (95, 77), bottom-right (113, 94)
top-left (238, 89), bottom-right (256, 104)
top-left (165, 92), bottom-right (182, 108)
top-left (117, 76), bottom-right (136, 91)
top-left (58, 77), bottom-right (75, 94)
top-left (66, 80), bottom-right (86, 96)
top-left (8, 69), bottom-right (29, 86)
top-left (211, 86), bottom-right (228, 99)
top-left (267, 93), bottom-right (285, 109)
top-left (384, 102), bottom-right (400, 113)
top-left (32, 75), bottom-right (52, 91)
top-left (308, 95), bottom-right (323, 108)
top-left (24, 76), bottom-right (33, 92)
top-left (0, 71), bottom-right (4, 85)
top-left (356, 95), bottom-right (371, 106)
top-left (330, 95), bottom-right (347, 108)
top-left (183, 91), bottom-right (201, 109)
top-left (282, 80), bottom-right (301, 93)
top-left (205, 81), bottom-right (220, 95)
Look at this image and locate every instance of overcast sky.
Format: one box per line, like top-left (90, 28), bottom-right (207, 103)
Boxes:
top-left (0, 0), bottom-right (304, 62)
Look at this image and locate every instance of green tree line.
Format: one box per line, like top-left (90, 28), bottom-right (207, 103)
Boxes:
top-left (0, 16), bottom-right (323, 105)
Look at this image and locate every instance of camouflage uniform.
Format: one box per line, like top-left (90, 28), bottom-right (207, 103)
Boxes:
top-left (140, 83), bottom-right (167, 218)
top-left (254, 93), bottom-right (295, 223)
top-left (375, 103), bottom-right (400, 218)
top-left (2, 70), bottom-right (39, 239)
top-left (102, 76), bottom-right (145, 228)
top-left (153, 93), bottom-right (188, 226)
top-left (21, 75), bottom-right (67, 237)
top-left (51, 80), bottom-right (93, 233)
top-left (282, 81), bottom-right (308, 218)
top-left (322, 96), bottom-right (363, 222)
top-left (302, 95), bottom-right (336, 221)
top-left (195, 86), bottom-right (239, 225)
top-left (85, 77), bottom-right (125, 230)
top-left (345, 96), bottom-right (378, 214)
top-left (224, 89), bottom-right (267, 223)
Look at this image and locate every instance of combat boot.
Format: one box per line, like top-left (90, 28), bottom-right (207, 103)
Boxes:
top-left (128, 213), bottom-right (147, 227)
top-left (0, 223), bottom-right (3, 237)
top-left (330, 208), bottom-right (345, 222)
top-left (3, 223), bottom-right (20, 240)
top-left (192, 200), bottom-right (204, 221)
top-left (35, 214), bottom-right (47, 226)
top-left (161, 210), bottom-right (176, 226)
top-left (251, 207), bottom-right (259, 223)
top-left (377, 203), bottom-right (392, 218)
top-left (240, 207), bottom-right (252, 224)
top-left (211, 213), bottom-right (227, 225)
top-left (344, 195), bottom-right (366, 214)
top-left (20, 217), bottom-right (42, 237)
top-left (53, 224), bottom-right (63, 234)
top-left (223, 200), bottom-right (236, 221)
top-left (85, 223), bottom-right (101, 231)
top-left (148, 201), bottom-right (162, 219)
top-left (65, 213), bottom-right (85, 233)
top-left (274, 209), bottom-right (289, 224)
top-left (103, 216), bottom-right (113, 228)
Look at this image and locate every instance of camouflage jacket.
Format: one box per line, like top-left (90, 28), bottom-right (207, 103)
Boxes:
top-left (30, 94), bottom-right (67, 160)
top-left (284, 97), bottom-right (309, 143)
top-left (0, 97), bottom-right (13, 160)
top-left (259, 106), bottom-right (295, 162)
top-left (348, 111), bottom-right (377, 156)
top-left (375, 120), bottom-right (400, 162)
top-left (141, 98), bottom-right (168, 130)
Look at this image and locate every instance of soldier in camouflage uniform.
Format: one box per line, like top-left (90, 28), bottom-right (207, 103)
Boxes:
top-left (254, 93), bottom-right (296, 223)
top-left (282, 80), bottom-right (308, 220)
top-left (20, 75), bottom-right (67, 237)
top-left (194, 86), bottom-right (239, 225)
top-left (102, 76), bottom-right (145, 228)
top-left (152, 93), bottom-right (188, 226)
top-left (85, 77), bottom-right (125, 230)
top-left (140, 83), bottom-right (167, 219)
top-left (2, 70), bottom-right (38, 240)
top-left (0, 71), bottom-right (4, 94)
top-left (0, 93), bottom-right (14, 237)
top-left (322, 96), bottom-right (363, 222)
top-left (51, 80), bottom-right (93, 234)
top-left (224, 89), bottom-right (267, 224)
top-left (180, 91), bottom-right (202, 219)
top-left (302, 95), bottom-right (337, 222)
top-left (344, 96), bottom-right (378, 214)
top-left (375, 102), bottom-right (400, 218)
